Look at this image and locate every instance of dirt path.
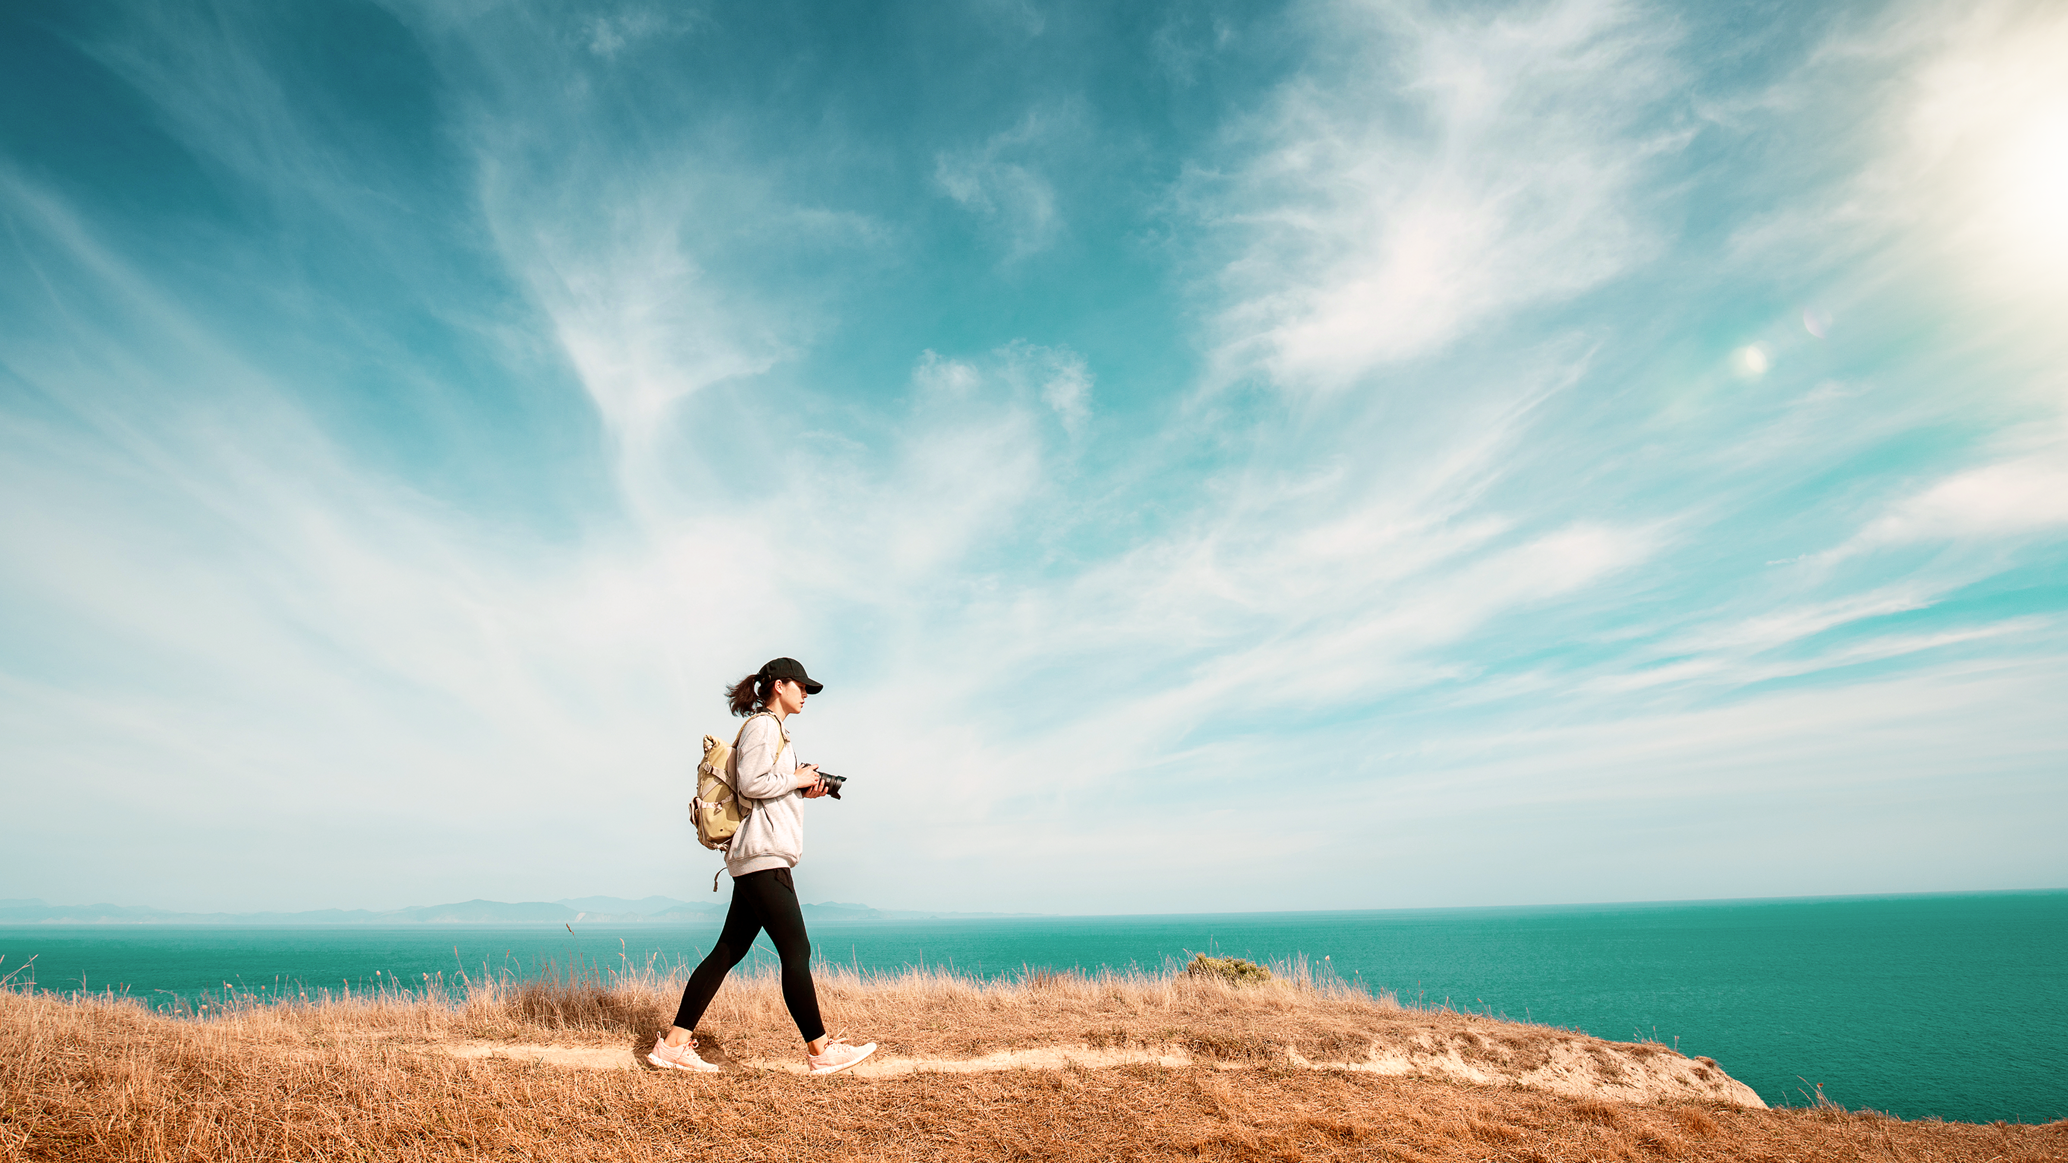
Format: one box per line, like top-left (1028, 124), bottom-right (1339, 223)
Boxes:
top-left (431, 1036), bottom-right (1768, 1108)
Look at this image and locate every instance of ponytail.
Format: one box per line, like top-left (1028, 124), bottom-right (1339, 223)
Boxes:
top-left (725, 670), bottom-right (772, 717)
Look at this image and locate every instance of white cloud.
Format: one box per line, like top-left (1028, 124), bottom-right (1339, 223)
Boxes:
top-left (910, 341), bottom-right (1091, 433)
top-left (1151, 9), bottom-right (1234, 85)
top-left (456, 106), bottom-right (891, 524)
top-left (1674, 588), bottom-right (1935, 656)
top-left (1197, 0), bottom-right (1683, 390)
top-left (977, 0), bottom-right (1046, 38)
top-left (493, 187), bottom-right (791, 438)
top-left (583, 9), bottom-right (684, 58)
top-left (0, 168), bottom-right (802, 910)
top-left (1853, 452), bottom-right (2068, 547)
top-left (998, 340), bottom-right (1092, 434)
top-left (934, 113), bottom-right (1066, 260)
top-left (1037, 360), bottom-right (1091, 433)
top-left (911, 350), bottom-right (982, 398)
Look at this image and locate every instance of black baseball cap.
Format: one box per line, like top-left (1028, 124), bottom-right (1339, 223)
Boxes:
top-left (759, 657), bottom-right (823, 694)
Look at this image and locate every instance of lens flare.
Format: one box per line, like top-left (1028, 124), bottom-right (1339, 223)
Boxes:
top-left (1732, 344), bottom-right (1770, 376)
top-left (1803, 309), bottom-right (1832, 339)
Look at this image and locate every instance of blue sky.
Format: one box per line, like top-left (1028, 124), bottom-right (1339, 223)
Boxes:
top-left (2, 0), bottom-right (2063, 915)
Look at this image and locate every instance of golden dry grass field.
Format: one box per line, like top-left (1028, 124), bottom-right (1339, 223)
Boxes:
top-left (3, 962), bottom-right (2062, 1162)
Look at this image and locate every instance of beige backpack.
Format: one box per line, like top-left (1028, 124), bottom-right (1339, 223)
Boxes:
top-left (690, 713), bottom-right (787, 872)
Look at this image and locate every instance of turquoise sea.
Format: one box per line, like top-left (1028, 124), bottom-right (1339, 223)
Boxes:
top-left (4, 891), bottom-right (2062, 1125)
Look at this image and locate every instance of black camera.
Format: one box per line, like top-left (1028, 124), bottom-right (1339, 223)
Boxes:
top-left (814, 770), bottom-right (846, 799)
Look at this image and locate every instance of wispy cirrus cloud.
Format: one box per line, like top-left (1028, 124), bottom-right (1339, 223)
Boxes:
top-left (1195, 0), bottom-right (1684, 391)
top-left (582, 8), bottom-right (695, 58)
top-left (934, 111), bottom-right (1071, 262)
top-left (1846, 447), bottom-right (2068, 550)
top-left (0, 164), bottom-right (792, 906)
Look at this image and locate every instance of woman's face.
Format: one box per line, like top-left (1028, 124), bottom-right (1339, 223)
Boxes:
top-left (772, 678), bottom-right (808, 716)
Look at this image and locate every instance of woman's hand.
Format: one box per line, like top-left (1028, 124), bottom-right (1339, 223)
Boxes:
top-left (796, 764), bottom-right (828, 797)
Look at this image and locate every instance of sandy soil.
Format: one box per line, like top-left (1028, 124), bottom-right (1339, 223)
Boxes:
top-left (430, 1028), bottom-right (1768, 1109)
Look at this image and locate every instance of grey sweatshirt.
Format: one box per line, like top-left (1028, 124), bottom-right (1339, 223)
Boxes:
top-left (725, 713), bottom-right (807, 877)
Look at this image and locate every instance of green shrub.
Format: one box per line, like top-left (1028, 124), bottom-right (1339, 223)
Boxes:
top-left (1184, 954), bottom-right (1271, 985)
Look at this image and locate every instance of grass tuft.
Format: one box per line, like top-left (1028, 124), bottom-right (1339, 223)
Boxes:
top-left (1183, 953), bottom-right (1273, 985)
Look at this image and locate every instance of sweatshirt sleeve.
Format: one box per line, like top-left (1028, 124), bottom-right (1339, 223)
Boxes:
top-left (731, 716), bottom-right (796, 801)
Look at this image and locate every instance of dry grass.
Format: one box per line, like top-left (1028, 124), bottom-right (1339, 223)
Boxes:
top-left (694, 954), bottom-right (1434, 1066)
top-left (3, 964), bottom-right (2064, 1162)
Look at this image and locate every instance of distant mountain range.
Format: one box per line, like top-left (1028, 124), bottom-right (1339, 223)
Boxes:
top-left (0, 896), bottom-right (1036, 925)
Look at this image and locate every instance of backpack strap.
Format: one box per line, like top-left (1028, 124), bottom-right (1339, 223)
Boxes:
top-left (729, 711), bottom-right (788, 793)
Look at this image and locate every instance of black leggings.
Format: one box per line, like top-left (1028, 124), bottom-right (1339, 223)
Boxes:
top-left (672, 867), bottom-right (824, 1042)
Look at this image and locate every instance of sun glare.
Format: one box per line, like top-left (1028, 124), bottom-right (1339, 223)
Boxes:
top-left (1988, 102), bottom-right (2068, 263)
top-left (1911, 17), bottom-right (2068, 297)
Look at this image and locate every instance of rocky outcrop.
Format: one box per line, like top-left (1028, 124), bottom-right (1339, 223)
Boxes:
top-left (1290, 1027), bottom-right (1766, 1107)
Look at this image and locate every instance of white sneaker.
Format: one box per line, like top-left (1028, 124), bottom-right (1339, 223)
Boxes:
top-left (805, 1037), bottom-right (877, 1076)
top-left (647, 1034), bottom-right (723, 1073)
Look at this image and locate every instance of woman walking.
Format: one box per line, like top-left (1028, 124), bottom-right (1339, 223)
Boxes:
top-left (648, 657), bottom-right (877, 1076)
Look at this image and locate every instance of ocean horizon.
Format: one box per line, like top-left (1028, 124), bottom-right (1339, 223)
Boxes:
top-left (4, 889), bottom-right (2062, 1125)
